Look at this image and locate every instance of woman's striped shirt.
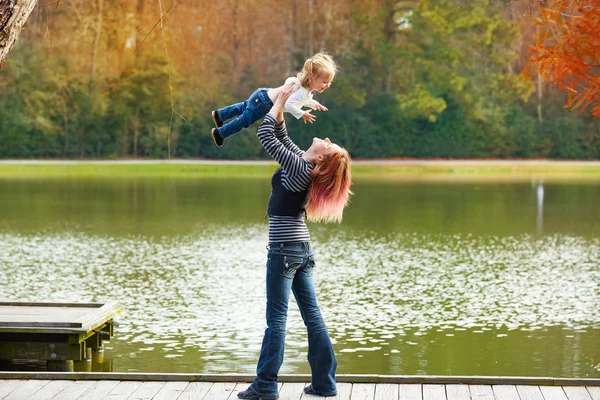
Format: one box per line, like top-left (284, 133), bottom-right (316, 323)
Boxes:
top-left (257, 114), bottom-right (313, 243)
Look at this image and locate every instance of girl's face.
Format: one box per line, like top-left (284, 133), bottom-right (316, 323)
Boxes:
top-left (310, 73), bottom-right (334, 93)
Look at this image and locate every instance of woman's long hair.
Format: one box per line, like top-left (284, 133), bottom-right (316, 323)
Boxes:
top-left (306, 148), bottom-right (353, 223)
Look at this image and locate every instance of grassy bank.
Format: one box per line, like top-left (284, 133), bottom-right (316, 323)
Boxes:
top-left (1, 161), bottom-right (600, 181)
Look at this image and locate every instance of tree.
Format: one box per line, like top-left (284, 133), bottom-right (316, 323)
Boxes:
top-left (524, 0), bottom-right (600, 117)
top-left (0, 0), bottom-right (38, 66)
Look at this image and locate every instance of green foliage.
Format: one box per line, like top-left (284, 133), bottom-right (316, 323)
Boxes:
top-left (0, 1), bottom-right (597, 160)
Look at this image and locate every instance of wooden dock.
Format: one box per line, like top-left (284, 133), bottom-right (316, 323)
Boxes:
top-left (0, 373), bottom-right (598, 400)
top-left (0, 301), bottom-right (124, 372)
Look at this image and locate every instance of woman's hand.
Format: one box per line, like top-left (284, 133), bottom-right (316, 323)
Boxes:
top-left (276, 84), bottom-right (298, 105)
top-left (269, 84), bottom-right (299, 119)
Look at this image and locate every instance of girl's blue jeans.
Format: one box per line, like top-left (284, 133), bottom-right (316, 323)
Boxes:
top-left (250, 242), bottom-right (338, 398)
top-left (216, 88), bottom-right (273, 139)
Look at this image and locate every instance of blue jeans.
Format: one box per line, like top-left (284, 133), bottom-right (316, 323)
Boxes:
top-left (250, 242), bottom-right (337, 398)
top-left (216, 88), bottom-right (273, 139)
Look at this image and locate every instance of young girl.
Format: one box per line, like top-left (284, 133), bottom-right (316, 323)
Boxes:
top-left (210, 52), bottom-right (338, 147)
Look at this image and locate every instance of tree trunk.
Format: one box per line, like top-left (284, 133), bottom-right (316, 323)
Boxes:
top-left (133, 107), bottom-right (140, 157)
top-left (135, 0), bottom-right (144, 58)
top-left (230, 0), bottom-right (239, 79)
top-left (536, 25), bottom-right (543, 123)
top-left (308, 0), bottom-right (313, 56)
top-left (89, 0), bottom-right (104, 91)
top-left (0, 0), bottom-right (38, 67)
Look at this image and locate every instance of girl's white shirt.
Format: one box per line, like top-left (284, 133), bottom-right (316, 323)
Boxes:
top-left (283, 77), bottom-right (319, 119)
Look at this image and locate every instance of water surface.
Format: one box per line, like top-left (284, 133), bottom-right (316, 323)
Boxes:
top-left (0, 177), bottom-right (598, 377)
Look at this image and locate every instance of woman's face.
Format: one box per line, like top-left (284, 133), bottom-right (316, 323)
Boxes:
top-left (308, 137), bottom-right (341, 158)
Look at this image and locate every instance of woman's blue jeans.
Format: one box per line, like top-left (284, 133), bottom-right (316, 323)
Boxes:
top-left (216, 88), bottom-right (273, 139)
top-left (250, 242), bottom-right (337, 398)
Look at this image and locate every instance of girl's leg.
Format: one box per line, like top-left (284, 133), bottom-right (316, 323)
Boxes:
top-left (292, 256), bottom-right (337, 396)
top-left (250, 252), bottom-right (295, 398)
top-left (217, 89), bottom-right (269, 140)
top-left (217, 101), bottom-right (247, 122)
top-left (217, 106), bottom-right (260, 139)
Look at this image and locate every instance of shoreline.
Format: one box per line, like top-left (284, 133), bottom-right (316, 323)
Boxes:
top-left (1, 159), bottom-right (600, 166)
top-left (1, 159), bottom-right (600, 181)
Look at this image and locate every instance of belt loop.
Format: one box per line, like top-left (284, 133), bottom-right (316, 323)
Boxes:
top-left (279, 243), bottom-right (284, 251)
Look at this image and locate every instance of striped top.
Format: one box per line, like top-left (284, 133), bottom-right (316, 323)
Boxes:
top-left (257, 114), bottom-right (314, 243)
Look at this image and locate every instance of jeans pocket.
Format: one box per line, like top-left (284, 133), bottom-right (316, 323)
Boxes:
top-left (283, 255), bottom-right (303, 278)
top-left (304, 255), bottom-right (315, 276)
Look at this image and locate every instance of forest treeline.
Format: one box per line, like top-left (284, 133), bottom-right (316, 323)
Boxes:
top-left (1, 0), bottom-right (598, 159)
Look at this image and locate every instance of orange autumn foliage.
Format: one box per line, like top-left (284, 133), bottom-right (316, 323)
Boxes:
top-left (524, 0), bottom-right (600, 117)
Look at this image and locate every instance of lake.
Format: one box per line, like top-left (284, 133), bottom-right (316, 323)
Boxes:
top-left (0, 175), bottom-right (598, 378)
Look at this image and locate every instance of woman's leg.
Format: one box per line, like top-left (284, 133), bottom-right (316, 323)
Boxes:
top-left (249, 253), bottom-right (296, 397)
top-left (292, 256), bottom-right (337, 396)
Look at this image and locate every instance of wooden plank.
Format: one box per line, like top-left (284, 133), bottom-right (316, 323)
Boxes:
top-left (423, 384), bottom-right (446, 400)
top-left (152, 381), bottom-right (189, 400)
top-left (469, 385), bottom-right (494, 400)
top-left (446, 384), bottom-right (470, 400)
top-left (586, 387), bottom-right (600, 400)
top-left (25, 380), bottom-right (73, 400)
top-left (0, 302), bottom-right (123, 333)
top-left (0, 307), bottom-right (89, 328)
top-left (49, 380), bottom-right (96, 399)
top-left (125, 381), bottom-right (165, 399)
top-left (563, 387), bottom-right (593, 400)
top-left (517, 385), bottom-right (545, 400)
top-left (278, 382), bottom-right (305, 400)
top-left (325, 382), bottom-right (352, 400)
top-left (227, 383), bottom-right (246, 400)
top-left (540, 386), bottom-right (568, 400)
top-left (399, 384), bottom-right (422, 400)
top-left (101, 381), bottom-right (142, 399)
top-left (0, 372), bottom-right (598, 386)
top-left (0, 302), bottom-right (102, 308)
top-left (75, 381), bottom-right (120, 400)
top-left (177, 382), bottom-right (213, 400)
top-left (374, 383), bottom-right (398, 399)
top-left (0, 380), bottom-right (27, 398)
top-left (350, 383), bottom-right (376, 400)
top-left (493, 385), bottom-right (520, 400)
top-left (198, 381), bottom-right (236, 400)
top-left (0, 341), bottom-right (82, 361)
top-left (4, 380), bottom-right (50, 400)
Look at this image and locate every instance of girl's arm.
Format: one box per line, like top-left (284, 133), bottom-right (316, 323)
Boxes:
top-left (285, 88), bottom-right (309, 119)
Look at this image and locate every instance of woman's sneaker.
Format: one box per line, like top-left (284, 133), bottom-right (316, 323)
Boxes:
top-left (237, 386), bottom-right (278, 400)
top-left (303, 384), bottom-right (337, 397)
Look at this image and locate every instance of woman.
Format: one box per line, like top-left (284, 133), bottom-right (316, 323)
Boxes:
top-left (237, 85), bottom-right (352, 400)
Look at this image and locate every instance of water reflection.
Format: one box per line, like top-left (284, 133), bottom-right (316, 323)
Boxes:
top-left (0, 178), bottom-right (599, 377)
top-left (0, 228), bottom-right (598, 377)
top-left (535, 179), bottom-right (544, 234)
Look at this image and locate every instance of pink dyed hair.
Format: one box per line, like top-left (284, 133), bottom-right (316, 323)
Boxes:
top-left (306, 148), bottom-right (353, 223)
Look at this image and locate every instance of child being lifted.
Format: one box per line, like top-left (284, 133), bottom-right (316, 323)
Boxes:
top-left (210, 52), bottom-right (338, 147)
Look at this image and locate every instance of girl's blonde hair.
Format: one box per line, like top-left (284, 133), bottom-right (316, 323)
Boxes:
top-left (297, 52), bottom-right (338, 89)
top-left (306, 147), bottom-right (353, 223)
